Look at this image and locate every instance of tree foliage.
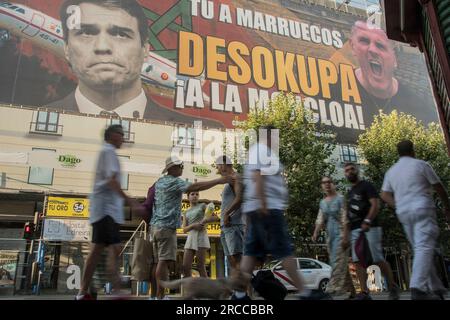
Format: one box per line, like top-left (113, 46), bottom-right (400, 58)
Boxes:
top-left (238, 93), bottom-right (336, 252)
top-left (358, 111), bottom-right (450, 254)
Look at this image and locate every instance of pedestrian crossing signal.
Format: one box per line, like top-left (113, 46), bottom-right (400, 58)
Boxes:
top-left (23, 222), bottom-right (35, 240)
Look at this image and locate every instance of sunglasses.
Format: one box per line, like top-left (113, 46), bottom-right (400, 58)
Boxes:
top-left (321, 180), bottom-right (333, 184)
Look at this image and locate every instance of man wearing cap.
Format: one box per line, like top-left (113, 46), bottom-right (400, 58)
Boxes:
top-left (150, 156), bottom-right (230, 300)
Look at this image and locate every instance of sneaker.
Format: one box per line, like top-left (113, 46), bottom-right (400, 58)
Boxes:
top-left (389, 287), bottom-right (400, 300)
top-left (298, 290), bottom-right (333, 300)
top-left (75, 293), bottom-right (95, 301)
top-left (411, 288), bottom-right (435, 300)
top-left (353, 292), bottom-right (372, 300)
top-left (230, 293), bottom-right (252, 300)
top-left (148, 296), bottom-right (157, 300)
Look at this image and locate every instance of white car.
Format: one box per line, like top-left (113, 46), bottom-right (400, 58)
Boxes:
top-left (254, 258), bottom-right (332, 292)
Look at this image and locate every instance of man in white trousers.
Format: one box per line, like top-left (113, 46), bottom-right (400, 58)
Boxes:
top-left (381, 140), bottom-right (450, 300)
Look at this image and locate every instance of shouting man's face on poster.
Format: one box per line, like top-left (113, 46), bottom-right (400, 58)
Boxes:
top-left (64, 3), bottom-right (147, 92)
top-left (350, 21), bottom-right (398, 99)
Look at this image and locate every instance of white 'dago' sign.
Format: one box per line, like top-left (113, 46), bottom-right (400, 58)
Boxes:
top-left (43, 219), bottom-right (91, 242)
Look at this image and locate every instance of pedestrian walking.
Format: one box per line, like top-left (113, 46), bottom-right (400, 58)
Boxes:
top-left (232, 126), bottom-right (326, 300)
top-left (76, 124), bottom-right (131, 300)
top-left (343, 162), bottom-right (399, 300)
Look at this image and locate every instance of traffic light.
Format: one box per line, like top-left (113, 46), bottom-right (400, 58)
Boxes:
top-left (23, 222), bottom-right (35, 240)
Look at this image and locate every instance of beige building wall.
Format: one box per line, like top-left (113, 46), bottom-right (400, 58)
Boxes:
top-left (0, 104), bottom-right (224, 201)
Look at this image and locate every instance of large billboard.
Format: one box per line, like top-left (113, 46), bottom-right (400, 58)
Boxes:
top-left (0, 0), bottom-right (439, 143)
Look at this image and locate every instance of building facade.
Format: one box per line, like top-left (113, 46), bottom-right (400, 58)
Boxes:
top-left (0, 103), bottom-right (226, 294)
top-left (0, 0), bottom-right (443, 295)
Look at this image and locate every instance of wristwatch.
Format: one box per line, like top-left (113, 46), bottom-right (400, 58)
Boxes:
top-left (363, 218), bottom-right (372, 225)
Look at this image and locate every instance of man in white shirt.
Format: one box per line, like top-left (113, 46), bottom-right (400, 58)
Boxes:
top-left (232, 126), bottom-right (327, 300)
top-left (381, 140), bottom-right (450, 300)
top-left (76, 124), bottom-right (131, 300)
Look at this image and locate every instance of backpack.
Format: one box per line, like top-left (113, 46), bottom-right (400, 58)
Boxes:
top-left (251, 270), bottom-right (287, 301)
top-left (141, 183), bottom-right (156, 223)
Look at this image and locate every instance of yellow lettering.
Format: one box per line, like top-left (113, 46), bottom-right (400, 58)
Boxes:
top-left (178, 31), bottom-right (204, 77)
top-left (297, 55), bottom-right (320, 97)
top-left (206, 36), bottom-right (227, 81)
top-left (275, 50), bottom-right (300, 93)
top-left (178, 31), bottom-right (355, 103)
top-left (228, 41), bottom-right (251, 85)
top-left (252, 46), bottom-right (275, 89)
top-left (318, 59), bottom-right (338, 99)
top-left (340, 64), bottom-right (361, 104)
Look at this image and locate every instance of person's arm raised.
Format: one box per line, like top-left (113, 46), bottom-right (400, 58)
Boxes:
top-left (186, 175), bottom-right (232, 193)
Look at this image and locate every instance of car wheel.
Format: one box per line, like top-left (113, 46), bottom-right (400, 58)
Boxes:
top-left (318, 279), bottom-right (329, 292)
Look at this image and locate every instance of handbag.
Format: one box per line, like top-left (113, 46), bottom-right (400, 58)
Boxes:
top-left (131, 223), bottom-right (153, 281)
top-left (355, 231), bottom-right (373, 268)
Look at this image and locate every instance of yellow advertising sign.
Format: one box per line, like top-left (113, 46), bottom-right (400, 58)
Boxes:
top-left (177, 222), bottom-right (221, 236)
top-left (46, 197), bottom-right (89, 218)
top-left (177, 201), bottom-right (221, 236)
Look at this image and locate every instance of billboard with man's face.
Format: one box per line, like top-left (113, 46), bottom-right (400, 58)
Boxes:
top-left (0, 0), bottom-right (439, 143)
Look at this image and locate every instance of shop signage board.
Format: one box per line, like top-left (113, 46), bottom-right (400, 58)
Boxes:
top-left (46, 197), bottom-right (89, 218)
top-left (43, 218), bottom-right (91, 242)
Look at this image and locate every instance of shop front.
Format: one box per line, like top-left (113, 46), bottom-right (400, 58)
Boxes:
top-left (21, 195), bottom-right (226, 296)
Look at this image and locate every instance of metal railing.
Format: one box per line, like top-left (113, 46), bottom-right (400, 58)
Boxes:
top-left (119, 220), bottom-right (150, 296)
top-left (120, 220), bottom-right (147, 257)
top-left (29, 122), bottom-right (64, 136)
top-left (1, 230), bottom-right (152, 297)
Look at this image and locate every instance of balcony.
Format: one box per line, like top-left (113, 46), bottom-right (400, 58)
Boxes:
top-left (29, 121), bottom-right (63, 136)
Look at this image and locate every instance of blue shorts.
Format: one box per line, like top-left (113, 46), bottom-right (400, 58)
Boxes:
top-left (243, 209), bottom-right (293, 260)
top-left (351, 227), bottom-right (385, 263)
top-left (221, 225), bottom-right (245, 256)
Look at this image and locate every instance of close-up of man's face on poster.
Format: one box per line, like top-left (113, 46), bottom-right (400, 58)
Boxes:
top-left (350, 21), bottom-right (398, 98)
top-left (63, 2), bottom-right (147, 92)
top-left (0, 0), bottom-right (440, 143)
